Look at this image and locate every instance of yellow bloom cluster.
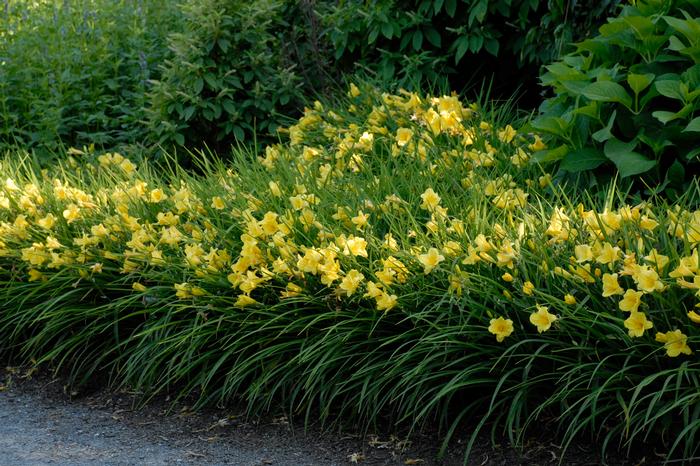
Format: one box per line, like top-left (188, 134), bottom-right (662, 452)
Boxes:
top-left (1, 85), bottom-right (697, 361)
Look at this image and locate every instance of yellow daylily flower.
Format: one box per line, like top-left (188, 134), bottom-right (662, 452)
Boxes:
top-left (529, 306), bottom-right (557, 333)
top-left (624, 312), bottom-right (653, 337)
top-left (488, 317), bottom-right (514, 343)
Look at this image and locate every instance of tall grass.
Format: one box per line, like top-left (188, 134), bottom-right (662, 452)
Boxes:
top-left (0, 85), bottom-right (698, 463)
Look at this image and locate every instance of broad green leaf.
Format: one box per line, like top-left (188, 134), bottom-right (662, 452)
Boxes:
top-left (562, 55), bottom-right (585, 69)
top-left (545, 62), bottom-right (588, 81)
top-left (560, 80), bottom-right (590, 95)
top-left (469, 34), bottom-right (484, 52)
top-left (573, 102), bottom-right (599, 119)
top-left (204, 73), bottom-right (218, 89)
top-left (560, 147), bottom-right (608, 172)
top-left (484, 38), bottom-right (499, 56)
top-left (592, 110), bottom-right (617, 143)
top-left (604, 138), bottom-right (656, 178)
top-left (604, 137), bottom-right (636, 159)
top-left (193, 77), bottom-right (204, 94)
top-left (663, 16), bottom-right (700, 46)
top-left (668, 35), bottom-right (686, 51)
top-left (468, 0), bottom-right (487, 26)
top-left (686, 147), bottom-right (700, 161)
top-left (576, 39), bottom-right (613, 58)
top-left (454, 36), bottom-right (469, 63)
top-left (623, 15), bottom-right (656, 41)
top-left (412, 30), bottom-right (423, 51)
top-left (531, 144), bottom-right (569, 163)
top-left (582, 81), bottom-right (632, 108)
top-left (599, 19), bottom-right (638, 49)
top-left (655, 80), bottom-right (684, 100)
top-left (638, 132), bottom-right (672, 156)
top-left (445, 0), bottom-right (457, 17)
top-left (381, 22), bottom-right (393, 39)
top-left (182, 106), bottom-right (196, 121)
top-left (652, 104), bottom-right (692, 124)
top-left (232, 125), bottom-right (245, 141)
top-left (599, 20), bottom-right (629, 38)
top-left (627, 73), bottom-right (654, 95)
top-left (642, 35), bottom-right (670, 57)
top-left (682, 64), bottom-right (700, 89)
top-left (531, 116), bottom-right (570, 138)
top-left (217, 38), bottom-right (230, 53)
top-left (679, 45), bottom-right (700, 64)
top-left (424, 27), bottom-right (441, 47)
top-left (667, 160), bottom-right (686, 186)
top-left (683, 116), bottom-right (700, 132)
top-left (368, 27), bottom-right (379, 44)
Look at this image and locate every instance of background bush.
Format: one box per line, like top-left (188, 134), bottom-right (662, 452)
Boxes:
top-left (145, 0), bottom-right (312, 153)
top-left (532, 0), bottom-right (700, 198)
top-left (319, 0), bottom-right (623, 98)
top-left (146, 0), bottom-right (622, 155)
top-left (0, 0), bottom-right (180, 161)
top-left (0, 0), bottom-right (623, 159)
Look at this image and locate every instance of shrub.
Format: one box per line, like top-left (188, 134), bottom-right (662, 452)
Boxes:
top-left (321, 0), bottom-right (622, 90)
top-left (1, 84), bottom-right (699, 462)
top-left (145, 0), bottom-right (621, 155)
top-left (532, 0), bottom-right (700, 198)
top-left (146, 0), bottom-right (307, 153)
top-left (0, 0), bottom-right (179, 160)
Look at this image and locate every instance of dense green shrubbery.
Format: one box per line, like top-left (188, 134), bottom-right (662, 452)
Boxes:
top-left (146, 0), bottom-right (622, 154)
top-left (146, 0), bottom-right (310, 152)
top-left (533, 0), bottom-right (700, 197)
top-left (322, 0), bottom-right (622, 87)
top-left (0, 0), bottom-right (623, 158)
top-left (0, 0), bottom-right (180, 160)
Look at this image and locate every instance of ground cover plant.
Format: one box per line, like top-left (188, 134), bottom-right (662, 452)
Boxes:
top-left (1, 84), bottom-right (699, 463)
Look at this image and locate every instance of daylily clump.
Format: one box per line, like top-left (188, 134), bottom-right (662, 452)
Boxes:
top-left (0, 83), bottom-right (698, 462)
top-left (2, 87), bottom-right (699, 358)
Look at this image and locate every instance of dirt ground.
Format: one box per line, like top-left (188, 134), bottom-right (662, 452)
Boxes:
top-left (0, 366), bottom-right (656, 465)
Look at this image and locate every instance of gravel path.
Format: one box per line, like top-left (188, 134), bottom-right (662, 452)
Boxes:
top-left (0, 368), bottom-right (651, 466)
top-left (0, 384), bottom-right (342, 465)
top-left (0, 370), bottom-right (440, 466)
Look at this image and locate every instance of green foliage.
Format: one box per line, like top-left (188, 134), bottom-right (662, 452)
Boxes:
top-left (146, 0), bottom-right (307, 152)
top-left (2, 85), bottom-right (700, 462)
top-left (0, 0), bottom-right (179, 160)
top-left (321, 0), bottom-right (622, 87)
top-left (145, 0), bottom-right (621, 154)
top-left (533, 0), bottom-right (700, 197)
